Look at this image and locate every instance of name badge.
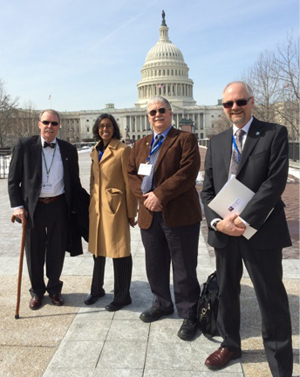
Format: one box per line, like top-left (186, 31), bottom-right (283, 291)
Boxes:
top-left (138, 163), bottom-right (152, 176)
top-left (42, 183), bottom-right (54, 193)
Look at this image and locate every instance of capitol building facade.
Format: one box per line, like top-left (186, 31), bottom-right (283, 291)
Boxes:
top-left (59, 12), bottom-right (223, 145)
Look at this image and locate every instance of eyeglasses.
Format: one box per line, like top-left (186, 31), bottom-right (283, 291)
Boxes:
top-left (99, 125), bottom-right (113, 130)
top-left (222, 97), bottom-right (252, 109)
top-left (40, 120), bottom-right (59, 126)
top-left (148, 107), bottom-right (169, 116)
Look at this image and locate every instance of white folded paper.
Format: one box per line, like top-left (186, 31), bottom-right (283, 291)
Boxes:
top-left (208, 177), bottom-right (257, 239)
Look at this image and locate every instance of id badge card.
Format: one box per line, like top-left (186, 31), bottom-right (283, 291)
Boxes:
top-left (42, 182), bottom-right (55, 194)
top-left (138, 163), bottom-right (152, 176)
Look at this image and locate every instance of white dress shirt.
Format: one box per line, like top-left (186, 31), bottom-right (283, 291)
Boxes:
top-left (40, 137), bottom-right (65, 198)
top-left (210, 117), bottom-right (254, 230)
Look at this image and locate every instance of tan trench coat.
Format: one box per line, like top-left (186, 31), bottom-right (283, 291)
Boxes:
top-left (88, 139), bottom-right (137, 258)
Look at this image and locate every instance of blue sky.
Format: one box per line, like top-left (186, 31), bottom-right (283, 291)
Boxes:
top-left (0, 0), bottom-right (298, 111)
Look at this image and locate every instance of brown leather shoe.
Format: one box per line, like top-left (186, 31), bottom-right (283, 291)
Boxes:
top-left (29, 295), bottom-right (43, 310)
top-left (50, 293), bottom-right (64, 306)
top-left (205, 347), bottom-right (241, 370)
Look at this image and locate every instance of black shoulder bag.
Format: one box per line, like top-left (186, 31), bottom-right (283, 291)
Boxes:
top-left (197, 271), bottom-right (219, 339)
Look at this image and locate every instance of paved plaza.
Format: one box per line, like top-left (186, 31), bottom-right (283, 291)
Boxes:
top-left (0, 150), bottom-right (299, 377)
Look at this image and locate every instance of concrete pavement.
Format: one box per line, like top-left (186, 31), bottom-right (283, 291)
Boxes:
top-left (0, 150), bottom-right (299, 377)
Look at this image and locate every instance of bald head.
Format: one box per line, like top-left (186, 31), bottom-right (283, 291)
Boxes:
top-left (222, 82), bottom-right (255, 128)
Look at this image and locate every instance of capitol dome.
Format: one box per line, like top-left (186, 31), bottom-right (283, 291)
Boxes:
top-left (136, 11), bottom-right (196, 108)
top-left (145, 39), bottom-right (184, 63)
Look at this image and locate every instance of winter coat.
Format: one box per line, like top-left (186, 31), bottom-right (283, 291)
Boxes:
top-left (88, 139), bottom-right (137, 258)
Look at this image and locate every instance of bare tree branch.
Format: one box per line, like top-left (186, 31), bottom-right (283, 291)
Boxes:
top-left (0, 79), bottom-right (19, 147)
top-left (242, 32), bottom-right (299, 140)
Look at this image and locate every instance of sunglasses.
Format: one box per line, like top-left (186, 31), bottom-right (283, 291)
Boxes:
top-left (40, 120), bottom-right (59, 126)
top-left (149, 107), bottom-right (169, 116)
top-left (222, 97), bottom-right (252, 109)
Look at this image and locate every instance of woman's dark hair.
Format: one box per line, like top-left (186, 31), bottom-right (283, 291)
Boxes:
top-left (92, 113), bottom-right (121, 141)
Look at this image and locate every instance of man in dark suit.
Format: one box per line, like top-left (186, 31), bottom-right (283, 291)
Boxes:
top-left (8, 109), bottom-right (88, 310)
top-left (128, 96), bottom-right (202, 340)
top-left (201, 82), bottom-right (293, 376)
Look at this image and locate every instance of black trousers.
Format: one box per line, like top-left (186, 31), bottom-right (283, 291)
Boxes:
top-left (25, 196), bottom-right (68, 297)
top-left (141, 212), bottom-right (200, 319)
top-left (90, 254), bottom-right (132, 304)
top-left (215, 237), bottom-right (293, 377)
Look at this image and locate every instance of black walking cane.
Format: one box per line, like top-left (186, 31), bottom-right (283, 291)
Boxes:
top-left (11, 215), bottom-right (27, 319)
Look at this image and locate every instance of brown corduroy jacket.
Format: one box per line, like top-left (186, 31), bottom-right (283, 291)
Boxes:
top-left (127, 127), bottom-right (202, 229)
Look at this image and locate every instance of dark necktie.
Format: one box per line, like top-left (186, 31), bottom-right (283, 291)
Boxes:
top-left (43, 141), bottom-right (56, 148)
top-left (141, 134), bottom-right (164, 194)
top-left (229, 129), bottom-right (245, 176)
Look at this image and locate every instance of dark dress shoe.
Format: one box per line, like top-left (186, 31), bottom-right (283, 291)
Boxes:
top-left (105, 298), bottom-right (132, 312)
top-left (29, 295), bottom-right (43, 310)
top-left (84, 291), bottom-right (105, 305)
top-left (205, 347), bottom-right (242, 370)
top-left (140, 306), bottom-right (174, 323)
top-left (50, 293), bottom-right (64, 306)
top-left (177, 319), bottom-right (197, 340)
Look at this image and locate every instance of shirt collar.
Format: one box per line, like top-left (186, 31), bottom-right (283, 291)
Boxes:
top-left (41, 136), bottom-right (57, 145)
top-left (233, 116), bottom-right (253, 135)
top-left (153, 125), bottom-right (172, 139)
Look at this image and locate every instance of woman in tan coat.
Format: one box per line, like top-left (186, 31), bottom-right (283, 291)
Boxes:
top-left (84, 114), bottom-right (137, 311)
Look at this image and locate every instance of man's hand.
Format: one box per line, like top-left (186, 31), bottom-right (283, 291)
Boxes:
top-left (143, 192), bottom-right (163, 212)
top-left (233, 216), bottom-right (247, 230)
top-left (216, 213), bottom-right (245, 237)
top-left (13, 208), bottom-right (27, 224)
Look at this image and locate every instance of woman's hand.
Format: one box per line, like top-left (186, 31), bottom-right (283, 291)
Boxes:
top-left (128, 218), bottom-right (137, 227)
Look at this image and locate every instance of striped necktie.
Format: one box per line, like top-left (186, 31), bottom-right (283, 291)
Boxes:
top-left (141, 134), bottom-right (164, 194)
top-left (229, 129), bottom-right (245, 176)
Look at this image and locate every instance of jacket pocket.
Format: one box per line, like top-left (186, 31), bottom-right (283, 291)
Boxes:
top-left (105, 188), bottom-right (123, 214)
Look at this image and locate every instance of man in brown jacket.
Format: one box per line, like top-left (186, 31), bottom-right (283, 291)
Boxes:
top-left (127, 96), bottom-right (202, 340)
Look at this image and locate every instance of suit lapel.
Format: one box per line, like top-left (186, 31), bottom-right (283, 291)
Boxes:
top-left (100, 139), bottom-right (119, 164)
top-left (155, 127), bottom-right (177, 170)
top-left (237, 118), bottom-right (264, 174)
top-left (57, 140), bottom-right (70, 184)
top-left (58, 139), bottom-right (68, 168)
top-left (90, 146), bottom-right (98, 164)
top-left (140, 134), bottom-right (154, 163)
top-left (31, 136), bottom-right (43, 181)
top-left (221, 127), bottom-right (234, 175)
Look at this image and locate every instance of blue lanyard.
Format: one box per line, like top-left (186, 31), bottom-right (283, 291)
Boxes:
top-left (232, 134), bottom-right (241, 162)
top-left (146, 136), bottom-right (164, 163)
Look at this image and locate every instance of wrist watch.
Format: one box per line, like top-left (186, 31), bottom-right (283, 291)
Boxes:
top-left (211, 220), bottom-right (220, 231)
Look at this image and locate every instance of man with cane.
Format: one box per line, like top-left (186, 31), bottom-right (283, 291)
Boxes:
top-left (8, 109), bottom-right (88, 311)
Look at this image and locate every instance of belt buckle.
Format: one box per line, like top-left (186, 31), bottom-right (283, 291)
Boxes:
top-left (44, 198), bottom-right (50, 204)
